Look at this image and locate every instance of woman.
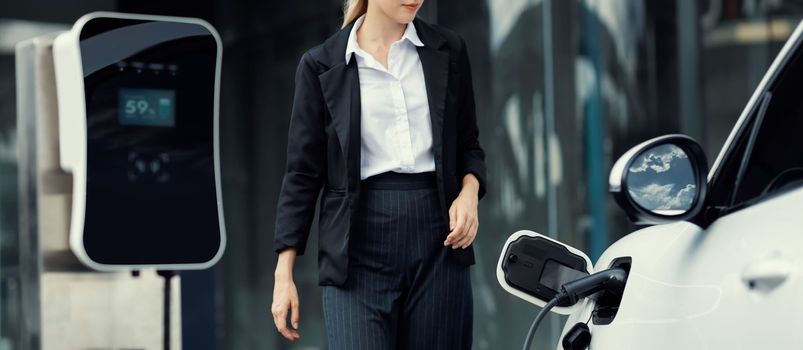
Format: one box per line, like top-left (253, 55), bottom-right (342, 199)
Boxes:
top-left (271, 0), bottom-right (487, 348)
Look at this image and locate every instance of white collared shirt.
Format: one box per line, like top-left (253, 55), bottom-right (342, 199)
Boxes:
top-left (345, 14), bottom-right (436, 180)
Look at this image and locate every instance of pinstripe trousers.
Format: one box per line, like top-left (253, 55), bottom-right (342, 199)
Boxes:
top-left (322, 171), bottom-right (473, 350)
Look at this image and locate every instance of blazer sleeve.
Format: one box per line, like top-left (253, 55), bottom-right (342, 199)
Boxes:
top-left (274, 51), bottom-right (327, 256)
top-left (455, 36), bottom-right (488, 200)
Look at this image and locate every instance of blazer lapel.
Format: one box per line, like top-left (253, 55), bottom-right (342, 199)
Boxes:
top-left (319, 59), bottom-right (362, 193)
top-left (413, 19), bottom-right (449, 173)
top-left (318, 21), bottom-right (363, 194)
top-left (413, 18), bottom-right (450, 221)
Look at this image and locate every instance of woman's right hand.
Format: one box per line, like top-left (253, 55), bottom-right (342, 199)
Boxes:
top-left (272, 248), bottom-right (300, 341)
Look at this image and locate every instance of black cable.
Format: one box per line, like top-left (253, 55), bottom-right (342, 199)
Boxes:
top-left (522, 295), bottom-right (563, 350)
top-left (157, 270), bottom-right (176, 350)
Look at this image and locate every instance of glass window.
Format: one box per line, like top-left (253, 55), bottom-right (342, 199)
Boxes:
top-left (731, 47), bottom-right (803, 205)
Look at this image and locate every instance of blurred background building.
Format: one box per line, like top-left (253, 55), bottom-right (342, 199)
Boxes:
top-left (0, 0), bottom-right (802, 349)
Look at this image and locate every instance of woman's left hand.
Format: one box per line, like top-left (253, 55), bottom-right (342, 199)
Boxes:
top-left (444, 174), bottom-right (480, 249)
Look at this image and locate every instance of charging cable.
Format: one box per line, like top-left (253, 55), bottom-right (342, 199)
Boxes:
top-left (521, 267), bottom-right (628, 350)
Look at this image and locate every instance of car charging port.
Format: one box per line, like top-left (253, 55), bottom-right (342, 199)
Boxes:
top-left (592, 257), bottom-right (631, 325)
top-left (523, 264), bottom-right (630, 350)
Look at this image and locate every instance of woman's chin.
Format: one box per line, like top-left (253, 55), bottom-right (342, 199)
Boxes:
top-left (392, 12), bottom-right (417, 24)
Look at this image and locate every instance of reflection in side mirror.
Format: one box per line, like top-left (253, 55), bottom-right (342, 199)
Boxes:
top-left (610, 134), bottom-right (708, 225)
top-left (627, 144), bottom-right (696, 215)
top-left (496, 230), bottom-right (593, 315)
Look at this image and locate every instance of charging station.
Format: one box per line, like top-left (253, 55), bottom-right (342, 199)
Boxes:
top-left (16, 12), bottom-right (225, 349)
top-left (53, 12), bottom-right (226, 270)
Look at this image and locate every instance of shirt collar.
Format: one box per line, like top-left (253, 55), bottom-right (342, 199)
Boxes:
top-left (345, 14), bottom-right (425, 64)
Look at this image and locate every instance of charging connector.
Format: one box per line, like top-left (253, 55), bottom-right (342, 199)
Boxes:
top-left (521, 267), bottom-right (628, 350)
top-left (559, 267), bottom-right (627, 306)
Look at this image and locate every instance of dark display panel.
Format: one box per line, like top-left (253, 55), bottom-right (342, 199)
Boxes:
top-left (80, 17), bottom-right (221, 265)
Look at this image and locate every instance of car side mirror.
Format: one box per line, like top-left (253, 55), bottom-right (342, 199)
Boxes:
top-left (496, 230), bottom-right (593, 315)
top-left (609, 134), bottom-right (708, 225)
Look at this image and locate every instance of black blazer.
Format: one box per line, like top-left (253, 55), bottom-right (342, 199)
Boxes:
top-left (274, 17), bottom-right (487, 286)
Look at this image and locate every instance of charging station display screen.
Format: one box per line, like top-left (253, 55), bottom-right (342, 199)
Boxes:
top-left (119, 88), bottom-right (176, 127)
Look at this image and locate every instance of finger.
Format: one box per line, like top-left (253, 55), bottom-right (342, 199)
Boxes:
top-left (445, 207), bottom-right (458, 245)
top-left (454, 220), bottom-right (473, 248)
top-left (444, 216), bottom-right (461, 245)
top-left (444, 232), bottom-right (455, 246)
top-left (275, 312), bottom-right (299, 341)
top-left (291, 299), bottom-right (300, 329)
top-left (444, 223), bottom-right (461, 245)
top-left (460, 220), bottom-right (478, 248)
top-left (273, 308), bottom-right (287, 333)
top-left (457, 217), bottom-right (478, 248)
top-left (451, 211), bottom-right (469, 248)
top-left (446, 210), bottom-right (464, 246)
top-left (282, 327), bottom-right (299, 341)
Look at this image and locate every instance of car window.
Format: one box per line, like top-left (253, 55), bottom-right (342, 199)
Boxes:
top-left (730, 51), bottom-right (803, 206)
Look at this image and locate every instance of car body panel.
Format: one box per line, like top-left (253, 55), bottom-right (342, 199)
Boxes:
top-left (562, 186), bottom-right (803, 349)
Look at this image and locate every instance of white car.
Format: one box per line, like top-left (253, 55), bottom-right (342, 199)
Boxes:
top-left (498, 19), bottom-right (803, 350)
